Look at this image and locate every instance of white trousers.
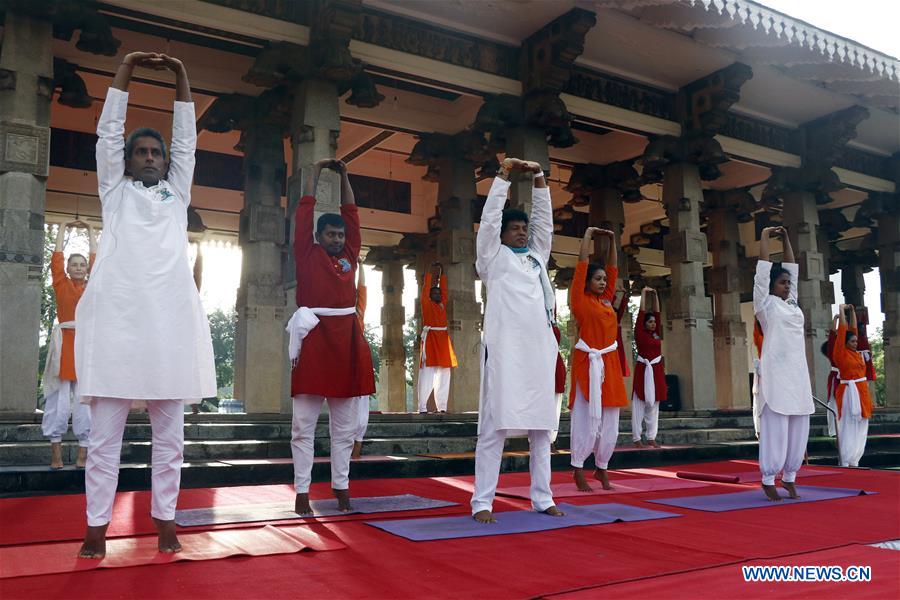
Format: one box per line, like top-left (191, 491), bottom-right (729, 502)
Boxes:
top-left (838, 407), bottom-right (868, 467)
top-left (417, 366), bottom-right (451, 412)
top-left (471, 405), bottom-right (554, 514)
top-left (630, 393), bottom-right (659, 442)
top-left (41, 380), bottom-right (91, 446)
top-left (570, 386), bottom-right (619, 470)
top-left (353, 395), bottom-right (370, 443)
top-left (85, 398), bottom-right (184, 527)
top-left (291, 394), bottom-right (356, 493)
top-left (758, 404), bottom-right (809, 486)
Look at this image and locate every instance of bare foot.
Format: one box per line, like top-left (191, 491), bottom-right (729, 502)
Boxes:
top-left (542, 505), bottom-right (565, 517)
top-left (351, 441), bottom-right (363, 460)
top-left (781, 481), bottom-right (800, 499)
top-left (153, 518), bottom-right (182, 553)
top-left (50, 442), bottom-right (63, 470)
top-left (78, 524), bottom-right (109, 558)
top-left (473, 510), bottom-right (496, 523)
top-left (648, 440), bottom-right (661, 448)
top-left (333, 488), bottom-right (352, 512)
top-left (295, 492), bottom-right (313, 515)
top-left (76, 446), bottom-right (88, 468)
top-left (762, 483), bottom-right (782, 502)
top-left (573, 468), bottom-right (593, 492)
top-left (633, 440), bottom-right (644, 448)
top-left (550, 442), bottom-right (559, 454)
top-left (593, 468), bottom-right (613, 490)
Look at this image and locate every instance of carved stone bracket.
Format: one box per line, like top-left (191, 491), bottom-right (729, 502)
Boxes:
top-left (565, 161), bottom-right (642, 203)
top-left (2, 0), bottom-right (122, 56)
top-left (798, 105), bottom-right (870, 168)
top-left (52, 58), bottom-right (91, 108)
top-left (198, 87), bottom-right (291, 148)
top-left (680, 62), bottom-right (753, 136)
top-left (702, 188), bottom-right (757, 223)
top-left (406, 131), bottom-right (492, 181)
top-left (641, 132), bottom-right (727, 182)
top-left (763, 165), bottom-right (843, 206)
top-left (520, 8), bottom-right (596, 93)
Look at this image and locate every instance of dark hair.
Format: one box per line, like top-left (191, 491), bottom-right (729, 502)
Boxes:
top-left (643, 311), bottom-right (656, 324)
top-left (501, 208), bottom-right (529, 234)
top-left (125, 127), bottom-right (167, 161)
top-left (585, 262), bottom-right (605, 291)
top-left (820, 341), bottom-right (830, 357)
top-left (67, 253), bottom-right (87, 265)
top-left (845, 331), bottom-right (857, 344)
top-left (769, 262), bottom-right (789, 292)
top-left (316, 213), bottom-right (346, 234)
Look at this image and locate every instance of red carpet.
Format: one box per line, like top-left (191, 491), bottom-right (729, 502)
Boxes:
top-left (0, 462), bottom-right (897, 599)
top-left (0, 524), bottom-right (344, 579)
top-left (547, 544), bottom-right (899, 599)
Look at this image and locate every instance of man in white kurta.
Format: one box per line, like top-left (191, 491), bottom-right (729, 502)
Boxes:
top-left (753, 227), bottom-right (813, 501)
top-left (75, 53), bottom-right (216, 557)
top-left (471, 158), bottom-right (562, 522)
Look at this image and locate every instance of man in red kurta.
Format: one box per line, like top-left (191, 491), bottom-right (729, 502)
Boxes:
top-left (289, 159), bottom-right (375, 515)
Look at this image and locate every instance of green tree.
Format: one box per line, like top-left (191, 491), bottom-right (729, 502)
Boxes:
top-left (37, 225), bottom-right (58, 401)
top-left (207, 308), bottom-right (236, 397)
top-left (363, 324), bottom-right (381, 383)
top-left (404, 314), bottom-right (418, 389)
top-left (870, 326), bottom-right (885, 407)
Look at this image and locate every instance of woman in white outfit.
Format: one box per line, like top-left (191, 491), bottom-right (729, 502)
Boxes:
top-left (753, 226), bottom-right (813, 502)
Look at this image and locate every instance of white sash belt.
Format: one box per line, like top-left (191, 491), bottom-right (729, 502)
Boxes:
top-left (286, 306), bottom-right (355, 365)
top-left (858, 350), bottom-right (871, 363)
top-left (575, 338), bottom-right (618, 430)
top-left (419, 325), bottom-right (447, 368)
top-left (839, 377), bottom-right (866, 419)
top-left (636, 354), bottom-right (662, 408)
top-left (41, 321), bottom-right (76, 398)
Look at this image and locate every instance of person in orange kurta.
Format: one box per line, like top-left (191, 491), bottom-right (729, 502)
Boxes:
top-left (41, 221), bottom-right (96, 470)
top-left (352, 260), bottom-right (371, 459)
top-left (833, 304), bottom-right (871, 467)
top-left (417, 263), bottom-right (458, 413)
top-left (568, 227), bottom-right (627, 491)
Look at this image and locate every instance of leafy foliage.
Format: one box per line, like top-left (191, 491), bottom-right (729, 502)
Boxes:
top-left (207, 308), bottom-right (236, 394)
top-left (869, 327), bottom-right (885, 407)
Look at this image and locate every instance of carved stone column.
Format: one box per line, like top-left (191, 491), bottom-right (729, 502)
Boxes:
top-left (705, 190), bottom-right (751, 409)
top-left (408, 132), bottom-right (484, 411)
top-left (368, 249), bottom-right (408, 412)
top-left (871, 191), bottom-right (900, 406)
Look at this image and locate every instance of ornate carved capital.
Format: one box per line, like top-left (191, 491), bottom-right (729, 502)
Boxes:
top-left (407, 131), bottom-right (492, 181)
top-left (365, 245), bottom-right (416, 268)
top-left (702, 188), bottom-right (757, 223)
top-left (520, 8), bottom-right (596, 94)
top-left (641, 133), bottom-right (727, 182)
top-left (680, 62), bottom-right (753, 136)
top-left (799, 105), bottom-right (870, 168)
top-left (52, 58), bottom-right (91, 108)
top-left (198, 87), bottom-right (291, 149)
top-left (3, 0), bottom-right (122, 56)
top-left (474, 90), bottom-right (578, 150)
top-left (763, 165), bottom-right (842, 206)
top-left (565, 160), bottom-right (642, 203)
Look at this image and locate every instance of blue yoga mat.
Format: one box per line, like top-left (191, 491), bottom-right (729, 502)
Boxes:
top-left (647, 485), bottom-right (873, 513)
top-left (366, 502), bottom-right (681, 541)
top-left (175, 494), bottom-right (457, 527)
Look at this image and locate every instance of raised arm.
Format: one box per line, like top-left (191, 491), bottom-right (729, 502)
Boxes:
top-left (526, 161), bottom-right (553, 263)
top-left (579, 226), bottom-right (600, 262)
top-left (780, 226), bottom-right (795, 263)
top-left (639, 287), bottom-right (648, 312)
top-left (332, 160), bottom-right (361, 259)
top-left (758, 226), bottom-right (774, 262)
top-left (475, 168), bottom-right (512, 277)
top-left (848, 304), bottom-right (857, 331)
top-left (192, 243), bottom-right (203, 291)
top-left (54, 223), bottom-right (67, 252)
top-left (158, 56), bottom-right (196, 204)
top-left (651, 289), bottom-right (660, 314)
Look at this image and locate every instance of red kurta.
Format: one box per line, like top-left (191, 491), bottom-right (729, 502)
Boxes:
top-left (291, 196), bottom-right (375, 397)
top-left (825, 329), bottom-right (840, 400)
top-left (420, 273), bottom-right (457, 368)
top-left (50, 251), bottom-right (95, 381)
top-left (614, 294), bottom-right (630, 378)
top-left (833, 324), bottom-right (872, 419)
top-left (552, 322), bottom-right (566, 394)
top-left (632, 310), bottom-right (667, 403)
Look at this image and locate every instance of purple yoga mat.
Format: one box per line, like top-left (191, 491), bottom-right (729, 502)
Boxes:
top-left (497, 477), bottom-right (709, 500)
top-left (366, 502), bottom-right (681, 541)
top-left (647, 486), bottom-right (873, 513)
top-left (175, 494), bottom-right (457, 527)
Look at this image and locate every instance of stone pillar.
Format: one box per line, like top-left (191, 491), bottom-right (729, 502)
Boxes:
top-left (778, 189), bottom-right (831, 399)
top-left (875, 197), bottom-right (900, 407)
top-left (659, 163), bottom-right (716, 409)
top-left (233, 124), bottom-right (288, 413)
top-left (375, 255), bottom-right (407, 412)
top-left (505, 127), bottom-right (550, 213)
top-left (0, 13), bottom-right (53, 412)
top-left (706, 190), bottom-right (751, 409)
top-left (841, 263), bottom-right (866, 308)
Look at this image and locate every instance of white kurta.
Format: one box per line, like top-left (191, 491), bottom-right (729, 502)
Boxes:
top-left (753, 261), bottom-right (813, 416)
top-left (476, 177), bottom-right (558, 432)
top-left (75, 88), bottom-right (216, 401)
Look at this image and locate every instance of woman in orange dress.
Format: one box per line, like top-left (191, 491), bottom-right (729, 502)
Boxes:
top-left (833, 304), bottom-right (871, 467)
top-left (352, 259), bottom-right (370, 459)
top-left (568, 227), bottom-right (628, 491)
top-left (41, 221), bottom-right (96, 469)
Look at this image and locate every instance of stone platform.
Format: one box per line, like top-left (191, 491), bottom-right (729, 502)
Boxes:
top-left (1, 408), bottom-right (898, 496)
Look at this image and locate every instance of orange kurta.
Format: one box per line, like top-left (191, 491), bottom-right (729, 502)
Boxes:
top-left (833, 323), bottom-right (872, 419)
top-left (420, 273), bottom-right (457, 368)
top-left (356, 284), bottom-right (367, 327)
top-left (568, 261), bottom-right (627, 408)
top-left (50, 251), bottom-right (94, 381)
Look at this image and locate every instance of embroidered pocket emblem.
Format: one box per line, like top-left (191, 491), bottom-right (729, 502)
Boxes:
top-left (337, 258), bottom-right (352, 273)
